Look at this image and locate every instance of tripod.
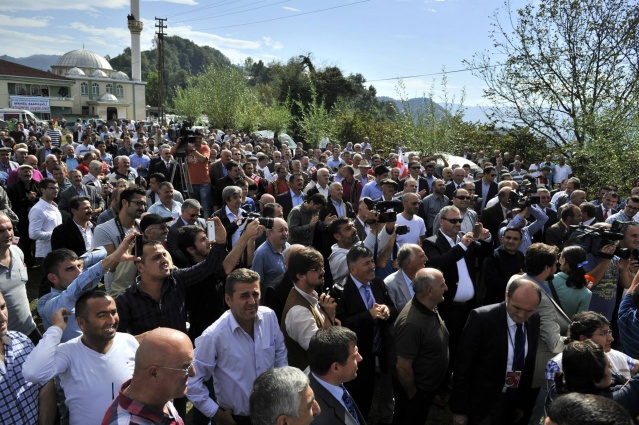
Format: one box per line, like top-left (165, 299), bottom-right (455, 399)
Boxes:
top-left (171, 155), bottom-right (193, 198)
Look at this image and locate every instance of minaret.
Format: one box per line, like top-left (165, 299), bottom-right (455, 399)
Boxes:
top-left (127, 0), bottom-right (143, 82)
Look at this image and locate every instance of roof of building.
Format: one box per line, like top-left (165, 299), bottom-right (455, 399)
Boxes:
top-left (0, 59), bottom-right (72, 81)
top-left (66, 67), bottom-right (86, 77)
top-left (54, 49), bottom-right (113, 71)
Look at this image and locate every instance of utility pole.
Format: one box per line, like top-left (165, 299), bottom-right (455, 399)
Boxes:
top-left (155, 17), bottom-right (167, 126)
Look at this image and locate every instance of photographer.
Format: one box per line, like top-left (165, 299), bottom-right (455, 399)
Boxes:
top-left (502, 203), bottom-right (548, 253)
top-left (171, 133), bottom-right (211, 218)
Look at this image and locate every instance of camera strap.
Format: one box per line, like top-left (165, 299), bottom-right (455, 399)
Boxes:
top-left (547, 280), bottom-right (564, 311)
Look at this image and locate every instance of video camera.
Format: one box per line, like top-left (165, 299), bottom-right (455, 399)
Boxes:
top-left (565, 220), bottom-right (633, 259)
top-left (174, 122), bottom-right (201, 156)
top-left (245, 212), bottom-right (274, 229)
top-left (508, 179), bottom-right (540, 209)
top-left (362, 199), bottom-right (404, 223)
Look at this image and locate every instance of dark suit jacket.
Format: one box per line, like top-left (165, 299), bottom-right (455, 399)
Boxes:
top-left (445, 181), bottom-right (466, 200)
top-left (51, 218), bottom-right (93, 256)
top-left (336, 276), bottom-right (398, 371)
top-left (149, 159), bottom-right (183, 193)
top-left (167, 217), bottom-right (206, 268)
top-left (480, 202), bottom-right (508, 245)
top-left (276, 191), bottom-right (295, 219)
top-left (449, 302), bottom-right (540, 421)
top-left (213, 206), bottom-right (246, 250)
top-left (422, 231), bottom-right (491, 304)
top-left (354, 217), bottom-right (367, 242)
top-left (308, 373), bottom-right (366, 425)
top-left (57, 184), bottom-right (105, 221)
top-left (474, 179), bottom-right (498, 208)
top-left (209, 159), bottom-right (226, 187)
top-left (532, 208), bottom-right (558, 243)
top-left (400, 175), bottom-right (429, 194)
top-left (595, 205), bottom-right (619, 223)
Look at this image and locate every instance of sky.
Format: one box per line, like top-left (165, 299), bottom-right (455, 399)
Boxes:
top-left (1, 0), bottom-right (510, 106)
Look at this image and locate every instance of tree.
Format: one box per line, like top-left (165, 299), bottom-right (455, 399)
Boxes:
top-left (196, 66), bottom-right (255, 129)
top-left (467, 0), bottom-right (639, 151)
top-left (295, 85), bottom-right (337, 148)
top-left (173, 80), bottom-right (202, 124)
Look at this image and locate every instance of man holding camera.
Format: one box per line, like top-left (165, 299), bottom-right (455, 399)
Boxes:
top-left (395, 193), bottom-right (426, 247)
top-left (171, 133), bottom-right (211, 217)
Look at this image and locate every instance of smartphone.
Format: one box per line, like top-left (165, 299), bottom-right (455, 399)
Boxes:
top-left (134, 234), bottom-right (144, 257)
top-left (473, 223), bottom-right (481, 239)
top-left (207, 220), bottom-right (216, 242)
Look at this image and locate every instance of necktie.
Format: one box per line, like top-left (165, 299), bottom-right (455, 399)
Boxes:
top-left (513, 324), bottom-right (525, 372)
top-left (603, 209), bottom-right (609, 220)
top-left (364, 285), bottom-right (382, 354)
top-left (341, 385), bottom-right (360, 425)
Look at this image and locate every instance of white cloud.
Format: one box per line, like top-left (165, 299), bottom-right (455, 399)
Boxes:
top-left (425, 8), bottom-right (437, 12)
top-left (262, 37), bottom-right (284, 50)
top-left (143, 0), bottom-right (198, 5)
top-left (283, 7), bottom-right (300, 12)
top-left (0, 28), bottom-right (73, 56)
top-left (3, 0), bottom-right (128, 12)
top-left (0, 14), bottom-right (52, 27)
top-left (68, 22), bottom-right (131, 49)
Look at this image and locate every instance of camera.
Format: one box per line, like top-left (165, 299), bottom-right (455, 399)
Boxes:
top-left (324, 279), bottom-right (345, 301)
top-left (565, 220), bottom-right (630, 258)
top-left (174, 122), bottom-right (201, 157)
top-left (245, 212), bottom-right (274, 229)
top-left (396, 225), bottom-right (410, 235)
top-left (509, 179), bottom-right (539, 209)
top-left (362, 199), bottom-right (404, 224)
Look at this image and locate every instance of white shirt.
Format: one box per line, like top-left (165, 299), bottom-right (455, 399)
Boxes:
top-left (187, 307), bottom-right (287, 417)
top-left (395, 213), bottom-right (426, 247)
top-left (225, 206), bottom-right (244, 247)
top-left (73, 220), bottom-right (94, 251)
top-left (553, 164), bottom-right (572, 183)
top-left (441, 231), bottom-right (475, 302)
top-left (285, 287), bottom-right (325, 352)
top-left (22, 326), bottom-right (138, 425)
top-left (148, 200), bottom-right (182, 225)
top-left (28, 198), bottom-right (63, 258)
top-left (504, 314), bottom-right (528, 392)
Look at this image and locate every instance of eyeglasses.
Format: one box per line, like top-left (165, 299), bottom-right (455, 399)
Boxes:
top-left (158, 362), bottom-right (194, 376)
top-left (442, 218), bottom-right (463, 224)
top-left (489, 174), bottom-right (497, 177)
top-left (594, 329), bottom-right (613, 337)
top-left (410, 166), bottom-right (420, 170)
top-left (129, 200), bottom-right (146, 207)
top-left (455, 196), bottom-right (470, 200)
top-left (188, 213), bottom-right (199, 218)
top-left (309, 265), bottom-right (325, 273)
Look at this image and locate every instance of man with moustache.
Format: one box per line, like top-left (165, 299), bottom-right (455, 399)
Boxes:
top-left (51, 196), bottom-right (95, 255)
top-left (102, 327), bottom-right (193, 424)
top-left (482, 227), bottom-right (526, 305)
top-left (433, 188), bottom-right (478, 235)
top-left (252, 217), bottom-right (290, 290)
top-left (188, 268), bottom-right (288, 425)
top-left (58, 169), bottom-right (104, 221)
top-left (281, 247), bottom-right (337, 371)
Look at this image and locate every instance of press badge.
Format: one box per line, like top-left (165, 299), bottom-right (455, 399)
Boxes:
top-left (505, 371), bottom-right (522, 389)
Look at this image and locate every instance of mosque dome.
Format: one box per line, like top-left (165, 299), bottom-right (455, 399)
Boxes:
top-left (98, 93), bottom-right (119, 102)
top-left (90, 69), bottom-right (108, 78)
top-left (65, 67), bottom-right (86, 77)
top-left (112, 70), bottom-right (130, 80)
top-left (54, 49), bottom-right (113, 71)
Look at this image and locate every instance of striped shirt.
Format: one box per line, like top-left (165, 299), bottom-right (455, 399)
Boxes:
top-left (102, 380), bottom-right (183, 425)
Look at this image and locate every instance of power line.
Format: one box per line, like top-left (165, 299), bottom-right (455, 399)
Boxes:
top-left (367, 64), bottom-right (502, 82)
top-left (179, 0), bottom-right (370, 32)
top-left (170, 0), bottom-right (244, 18)
top-left (173, 0), bottom-right (292, 25)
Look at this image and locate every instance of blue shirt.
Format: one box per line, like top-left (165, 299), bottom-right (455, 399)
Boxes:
top-left (291, 189), bottom-right (304, 209)
top-left (129, 153), bottom-right (151, 178)
top-left (361, 180), bottom-right (382, 200)
top-left (36, 248), bottom-right (107, 342)
top-left (253, 240), bottom-right (289, 289)
top-left (619, 294), bottom-right (639, 359)
top-left (188, 307), bottom-right (287, 417)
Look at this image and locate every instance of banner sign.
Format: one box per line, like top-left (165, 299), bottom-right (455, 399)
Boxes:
top-left (9, 96), bottom-right (50, 112)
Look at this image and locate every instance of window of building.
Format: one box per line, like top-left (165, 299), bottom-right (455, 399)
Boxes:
top-left (92, 83), bottom-right (100, 96)
top-left (81, 83), bottom-right (89, 96)
top-left (31, 85), bottom-right (41, 96)
top-left (106, 84), bottom-right (113, 94)
top-left (15, 84), bottom-right (27, 95)
top-left (116, 85), bottom-right (124, 97)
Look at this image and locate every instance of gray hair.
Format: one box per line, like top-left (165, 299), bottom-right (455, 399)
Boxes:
top-left (89, 160), bottom-right (102, 173)
top-left (412, 268), bottom-right (440, 295)
top-left (222, 185), bottom-right (242, 203)
top-left (157, 181), bottom-right (173, 191)
top-left (181, 198), bottom-right (201, 211)
top-left (397, 244), bottom-right (419, 269)
top-left (439, 205), bottom-right (460, 219)
top-left (250, 366), bottom-right (309, 425)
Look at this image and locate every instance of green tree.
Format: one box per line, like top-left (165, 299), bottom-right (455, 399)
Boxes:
top-left (295, 86), bottom-right (337, 148)
top-left (196, 66), bottom-right (254, 129)
top-left (466, 0), bottom-right (639, 151)
top-left (173, 80), bottom-right (202, 123)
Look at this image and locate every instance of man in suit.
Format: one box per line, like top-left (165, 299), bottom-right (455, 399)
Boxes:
top-left (445, 167), bottom-right (467, 200)
top-left (57, 169), bottom-right (104, 221)
top-left (148, 147), bottom-right (184, 194)
top-left (250, 366), bottom-right (321, 425)
top-left (399, 161), bottom-right (429, 198)
top-left (277, 172), bottom-right (306, 219)
top-left (308, 326), bottom-right (367, 425)
top-left (35, 135), bottom-right (53, 167)
top-left (422, 205), bottom-right (493, 395)
top-left (393, 268), bottom-right (449, 425)
top-left (474, 165), bottom-right (499, 211)
top-left (531, 188), bottom-right (558, 242)
top-left (507, 243), bottom-right (568, 424)
top-left (336, 245), bottom-right (398, 423)
top-left (167, 198), bottom-right (206, 267)
top-left (595, 191), bottom-right (620, 223)
top-left (384, 244), bottom-right (428, 313)
top-left (480, 187), bottom-right (512, 245)
top-left (209, 149), bottom-right (231, 211)
top-left (450, 279), bottom-right (542, 425)
top-left (213, 185), bottom-right (247, 250)
top-left (51, 195), bottom-right (94, 255)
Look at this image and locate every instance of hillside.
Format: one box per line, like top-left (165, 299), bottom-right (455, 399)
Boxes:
top-left (0, 54), bottom-right (60, 71)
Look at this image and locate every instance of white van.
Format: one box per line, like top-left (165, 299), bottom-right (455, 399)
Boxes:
top-left (0, 109), bottom-right (44, 125)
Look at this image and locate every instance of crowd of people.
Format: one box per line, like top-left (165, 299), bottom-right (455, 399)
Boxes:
top-left (0, 116), bottom-right (638, 425)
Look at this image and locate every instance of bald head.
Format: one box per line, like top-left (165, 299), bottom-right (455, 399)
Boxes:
top-left (259, 194), bottom-right (276, 205)
top-left (134, 328), bottom-right (193, 372)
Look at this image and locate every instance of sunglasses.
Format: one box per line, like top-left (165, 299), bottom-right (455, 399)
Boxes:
top-left (442, 218), bottom-right (463, 224)
top-left (455, 196), bottom-right (470, 200)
